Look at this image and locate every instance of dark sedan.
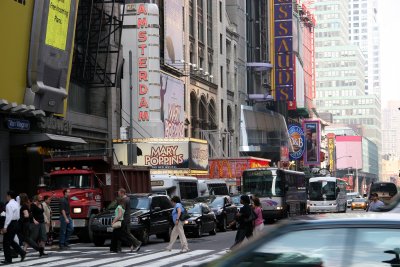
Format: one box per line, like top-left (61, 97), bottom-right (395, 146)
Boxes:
top-left (200, 213), bottom-right (400, 267)
top-left (208, 196), bottom-right (237, 231)
top-left (183, 202), bottom-right (217, 237)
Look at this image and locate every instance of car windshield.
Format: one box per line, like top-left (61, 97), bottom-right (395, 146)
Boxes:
top-left (107, 197), bottom-right (150, 211)
top-left (352, 198), bottom-right (365, 203)
top-left (209, 197), bottom-right (225, 208)
top-left (186, 204), bottom-right (202, 214)
top-left (49, 174), bottom-right (91, 189)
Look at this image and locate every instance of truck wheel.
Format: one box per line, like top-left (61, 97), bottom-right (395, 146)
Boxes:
top-left (140, 228), bottom-right (150, 245)
top-left (93, 235), bottom-right (105, 246)
top-left (77, 214), bottom-right (95, 243)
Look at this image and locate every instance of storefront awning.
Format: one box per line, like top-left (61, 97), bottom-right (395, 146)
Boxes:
top-left (11, 133), bottom-right (86, 147)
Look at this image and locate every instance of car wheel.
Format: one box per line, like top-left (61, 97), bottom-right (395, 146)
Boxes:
top-left (219, 217), bottom-right (227, 232)
top-left (195, 224), bottom-right (202, 238)
top-left (162, 225), bottom-right (172, 242)
top-left (93, 235), bottom-right (105, 246)
top-left (209, 222), bottom-right (217, 235)
top-left (140, 228), bottom-right (150, 245)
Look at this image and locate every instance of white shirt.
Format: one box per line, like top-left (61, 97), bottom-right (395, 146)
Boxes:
top-left (4, 199), bottom-right (20, 229)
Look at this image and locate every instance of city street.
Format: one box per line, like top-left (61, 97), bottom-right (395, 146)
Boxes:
top-left (0, 209), bottom-right (367, 267)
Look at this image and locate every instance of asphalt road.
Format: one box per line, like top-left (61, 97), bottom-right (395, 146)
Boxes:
top-left (0, 208), bottom-right (366, 267)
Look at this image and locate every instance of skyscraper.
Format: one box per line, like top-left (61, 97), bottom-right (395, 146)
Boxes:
top-left (314, 0), bottom-right (382, 153)
top-left (348, 0), bottom-right (381, 96)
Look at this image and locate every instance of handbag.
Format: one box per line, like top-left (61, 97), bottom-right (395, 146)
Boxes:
top-left (112, 220), bottom-right (122, 229)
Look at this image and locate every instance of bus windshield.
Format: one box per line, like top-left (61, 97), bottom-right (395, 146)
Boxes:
top-left (309, 181), bottom-right (337, 201)
top-left (242, 170), bottom-right (283, 197)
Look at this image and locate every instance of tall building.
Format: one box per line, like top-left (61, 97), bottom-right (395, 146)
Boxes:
top-left (313, 0), bottom-right (382, 160)
top-left (348, 0), bottom-right (381, 96)
top-left (382, 101), bottom-right (400, 156)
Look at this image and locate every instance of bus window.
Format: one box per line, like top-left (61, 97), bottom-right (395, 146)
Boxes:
top-left (242, 170), bottom-right (283, 197)
top-left (179, 181), bottom-right (198, 200)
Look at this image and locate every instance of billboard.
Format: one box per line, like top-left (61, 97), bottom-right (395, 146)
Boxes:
top-left (288, 124), bottom-right (305, 160)
top-left (164, 0), bottom-right (184, 70)
top-left (161, 73), bottom-right (185, 138)
top-left (327, 133), bottom-right (336, 173)
top-left (113, 138), bottom-right (208, 173)
top-left (335, 136), bottom-right (363, 170)
top-left (303, 120), bottom-right (321, 165)
top-left (273, 0), bottom-right (294, 101)
top-left (121, 3), bottom-right (164, 138)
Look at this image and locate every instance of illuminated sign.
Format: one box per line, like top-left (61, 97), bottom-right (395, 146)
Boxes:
top-left (327, 133), bottom-right (335, 173)
top-left (303, 120), bottom-right (321, 165)
top-left (6, 118), bottom-right (30, 131)
top-left (288, 124), bottom-right (305, 160)
top-left (273, 0), bottom-right (294, 101)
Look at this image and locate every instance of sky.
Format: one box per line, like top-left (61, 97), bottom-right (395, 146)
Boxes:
top-left (379, 0), bottom-right (400, 105)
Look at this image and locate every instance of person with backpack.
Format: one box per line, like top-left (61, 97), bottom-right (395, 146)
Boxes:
top-left (165, 196), bottom-right (189, 253)
top-left (230, 195), bottom-right (253, 250)
top-left (252, 197), bottom-right (264, 238)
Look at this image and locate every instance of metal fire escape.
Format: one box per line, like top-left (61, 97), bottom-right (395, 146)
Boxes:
top-left (71, 0), bottom-right (125, 88)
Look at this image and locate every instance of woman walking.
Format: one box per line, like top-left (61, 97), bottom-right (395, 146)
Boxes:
top-left (110, 198), bottom-right (136, 253)
top-left (165, 196), bottom-right (189, 253)
top-left (18, 193), bottom-right (44, 256)
top-left (41, 196), bottom-right (53, 246)
top-left (30, 195), bottom-right (47, 255)
top-left (252, 197), bottom-right (264, 238)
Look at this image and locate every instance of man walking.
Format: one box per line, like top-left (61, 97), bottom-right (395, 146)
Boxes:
top-left (1, 191), bottom-right (26, 264)
top-left (367, 193), bottom-right (385, 212)
top-left (118, 188), bottom-right (141, 251)
top-left (59, 189), bottom-right (73, 249)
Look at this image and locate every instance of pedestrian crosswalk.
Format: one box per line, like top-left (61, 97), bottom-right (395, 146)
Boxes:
top-left (0, 246), bottom-right (227, 267)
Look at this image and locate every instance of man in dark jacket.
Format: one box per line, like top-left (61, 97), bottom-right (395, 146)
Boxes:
top-left (230, 195), bottom-right (253, 249)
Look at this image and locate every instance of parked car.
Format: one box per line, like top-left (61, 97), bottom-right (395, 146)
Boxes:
top-left (182, 202), bottom-right (217, 237)
top-left (208, 196), bottom-right (237, 231)
top-left (91, 193), bottom-right (173, 246)
top-left (351, 197), bottom-right (368, 210)
top-left (199, 213), bottom-right (400, 267)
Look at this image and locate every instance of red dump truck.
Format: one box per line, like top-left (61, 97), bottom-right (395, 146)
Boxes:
top-left (38, 150), bottom-right (151, 242)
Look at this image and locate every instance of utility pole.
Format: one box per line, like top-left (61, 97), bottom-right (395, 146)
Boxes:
top-left (128, 50), bottom-right (137, 165)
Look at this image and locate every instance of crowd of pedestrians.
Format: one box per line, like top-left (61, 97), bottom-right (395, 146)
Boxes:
top-left (0, 190), bottom-right (54, 264)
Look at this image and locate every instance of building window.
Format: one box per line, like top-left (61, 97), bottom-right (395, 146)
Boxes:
top-left (207, 0), bottom-right (213, 49)
top-left (220, 66), bottom-right (223, 88)
top-left (198, 0), bottom-right (204, 43)
top-left (221, 99), bottom-right (224, 122)
top-left (189, 0), bottom-right (194, 37)
top-left (219, 1), bottom-right (222, 22)
top-left (220, 34), bottom-right (223, 54)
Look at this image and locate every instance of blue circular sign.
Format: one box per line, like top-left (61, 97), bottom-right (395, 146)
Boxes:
top-left (288, 125), bottom-right (305, 160)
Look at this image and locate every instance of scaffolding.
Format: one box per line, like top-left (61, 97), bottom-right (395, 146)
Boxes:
top-left (71, 0), bottom-right (125, 88)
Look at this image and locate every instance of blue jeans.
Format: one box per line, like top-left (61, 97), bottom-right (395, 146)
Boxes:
top-left (59, 215), bottom-right (74, 246)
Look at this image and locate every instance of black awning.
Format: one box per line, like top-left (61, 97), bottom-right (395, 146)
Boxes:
top-left (11, 133), bottom-right (86, 147)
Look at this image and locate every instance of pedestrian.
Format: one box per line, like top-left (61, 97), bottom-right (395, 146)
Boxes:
top-left (110, 198), bottom-right (136, 253)
top-left (19, 193), bottom-right (44, 256)
top-left (117, 188), bottom-right (141, 252)
top-left (367, 193), bottom-right (385, 212)
top-left (41, 195), bottom-right (53, 246)
top-left (30, 195), bottom-right (47, 255)
top-left (1, 191), bottom-right (26, 264)
top-left (230, 195), bottom-right (253, 250)
top-left (252, 197), bottom-right (264, 238)
top-left (165, 196), bottom-right (189, 253)
top-left (59, 189), bottom-right (73, 250)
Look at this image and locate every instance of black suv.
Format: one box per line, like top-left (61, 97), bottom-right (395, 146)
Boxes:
top-left (91, 193), bottom-right (173, 246)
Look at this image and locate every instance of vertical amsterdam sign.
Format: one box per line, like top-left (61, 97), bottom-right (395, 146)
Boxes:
top-left (274, 0), bottom-right (294, 101)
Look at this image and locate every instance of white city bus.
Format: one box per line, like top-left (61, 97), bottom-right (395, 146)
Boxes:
top-left (308, 177), bottom-right (347, 213)
top-left (150, 174), bottom-right (200, 200)
top-left (242, 168), bottom-right (307, 220)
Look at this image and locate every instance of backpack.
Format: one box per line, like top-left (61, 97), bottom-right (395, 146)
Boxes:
top-left (178, 206), bottom-right (190, 221)
top-left (245, 208), bottom-right (257, 223)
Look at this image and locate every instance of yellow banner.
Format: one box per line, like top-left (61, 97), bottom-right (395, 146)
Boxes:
top-left (45, 0), bottom-right (71, 50)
